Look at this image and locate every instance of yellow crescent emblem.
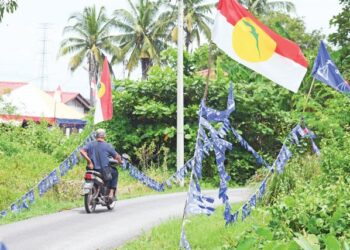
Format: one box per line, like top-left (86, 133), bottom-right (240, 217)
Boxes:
top-left (98, 82), bottom-right (106, 98)
top-left (232, 17), bottom-right (277, 62)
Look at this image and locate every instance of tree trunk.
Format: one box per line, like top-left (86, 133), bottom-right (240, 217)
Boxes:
top-left (88, 56), bottom-right (98, 106)
top-left (88, 57), bottom-right (94, 106)
top-left (185, 29), bottom-right (191, 52)
top-left (141, 58), bottom-right (152, 80)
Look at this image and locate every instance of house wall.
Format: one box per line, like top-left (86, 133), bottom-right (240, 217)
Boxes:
top-left (66, 99), bottom-right (86, 114)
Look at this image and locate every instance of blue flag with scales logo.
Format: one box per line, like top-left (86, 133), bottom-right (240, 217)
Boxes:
top-left (312, 41), bottom-right (350, 94)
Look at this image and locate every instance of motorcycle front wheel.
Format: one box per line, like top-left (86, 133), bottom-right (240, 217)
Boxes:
top-left (84, 186), bottom-right (97, 213)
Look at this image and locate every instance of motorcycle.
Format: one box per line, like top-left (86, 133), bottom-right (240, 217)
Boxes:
top-left (82, 158), bottom-right (119, 213)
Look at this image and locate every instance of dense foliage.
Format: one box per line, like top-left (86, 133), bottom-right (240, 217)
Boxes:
top-left (103, 10), bottom-right (324, 185)
top-left (101, 6), bottom-right (350, 247)
top-left (0, 122), bottom-right (91, 209)
top-left (329, 0), bottom-right (350, 80)
top-left (1, 0), bottom-right (349, 247)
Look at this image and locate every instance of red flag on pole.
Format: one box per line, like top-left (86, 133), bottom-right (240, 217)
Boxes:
top-left (94, 58), bottom-right (113, 124)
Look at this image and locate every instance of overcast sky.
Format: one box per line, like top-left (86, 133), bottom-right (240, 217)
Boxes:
top-left (0, 0), bottom-right (342, 98)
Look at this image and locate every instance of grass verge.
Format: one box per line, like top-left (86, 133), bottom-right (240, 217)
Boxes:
top-left (119, 204), bottom-right (271, 250)
top-left (0, 165), bottom-right (214, 225)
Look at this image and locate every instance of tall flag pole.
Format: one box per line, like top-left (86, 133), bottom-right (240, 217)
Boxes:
top-left (94, 57), bottom-right (113, 124)
top-left (177, 0), bottom-right (185, 186)
top-left (212, 0), bottom-right (308, 92)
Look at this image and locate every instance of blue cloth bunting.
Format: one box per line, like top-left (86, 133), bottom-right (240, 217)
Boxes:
top-left (242, 203), bottom-right (251, 221)
top-left (200, 83), bottom-right (235, 123)
top-left (186, 179), bottom-right (215, 216)
top-left (0, 241), bottom-right (8, 250)
top-left (310, 138), bottom-right (321, 156)
top-left (250, 194), bottom-right (257, 208)
top-left (180, 228), bottom-right (191, 250)
top-left (27, 189), bottom-right (35, 204)
top-left (1, 210), bottom-right (7, 218)
top-left (10, 203), bottom-right (18, 213)
top-left (230, 127), bottom-right (270, 169)
top-left (275, 145), bottom-right (292, 174)
top-left (38, 169), bottom-right (60, 197)
top-left (122, 160), bottom-right (165, 192)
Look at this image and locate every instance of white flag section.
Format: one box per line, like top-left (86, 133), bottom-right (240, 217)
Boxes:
top-left (212, 0), bottom-right (308, 92)
top-left (94, 97), bottom-right (104, 124)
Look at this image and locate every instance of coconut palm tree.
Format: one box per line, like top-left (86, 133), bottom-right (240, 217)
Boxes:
top-left (112, 0), bottom-right (171, 79)
top-left (239, 0), bottom-right (295, 14)
top-left (183, 0), bottom-right (215, 51)
top-left (58, 6), bottom-right (119, 105)
top-left (167, 0), bottom-right (214, 51)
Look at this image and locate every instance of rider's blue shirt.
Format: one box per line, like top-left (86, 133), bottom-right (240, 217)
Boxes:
top-left (82, 140), bottom-right (117, 170)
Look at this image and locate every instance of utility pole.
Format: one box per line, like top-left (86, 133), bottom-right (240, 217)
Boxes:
top-left (39, 23), bottom-right (50, 90)
top-left (177, 0), bottom-right (184, 186)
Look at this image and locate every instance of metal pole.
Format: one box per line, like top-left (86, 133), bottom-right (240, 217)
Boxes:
top-left (203, 42), bottom-right (212, 101)
top-left (177, 0), bottom-right (184, 186)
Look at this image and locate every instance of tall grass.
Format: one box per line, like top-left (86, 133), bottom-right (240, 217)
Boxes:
top-left (120, 205), bottom-right (271, 250)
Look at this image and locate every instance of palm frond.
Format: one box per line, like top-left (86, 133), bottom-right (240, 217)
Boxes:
top-left (267, 0), bottom-right (296, 13)
top-left (58, 43), bottom-right (86, 57)
top-left (126, 46), bottom-right (141, 72)
top-left (68, 49), bottom-right (88, 71)
top-left (113, 8), bottom-right (136, 27)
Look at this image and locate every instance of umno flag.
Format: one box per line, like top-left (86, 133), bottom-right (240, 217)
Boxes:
top-left (94, 57), bottom-right (113, 124)
top-left (212, 0), bottom-right (308, 92)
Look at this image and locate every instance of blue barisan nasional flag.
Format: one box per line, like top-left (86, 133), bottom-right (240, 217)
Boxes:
top-left (312, 41), bottom-right (350, 94)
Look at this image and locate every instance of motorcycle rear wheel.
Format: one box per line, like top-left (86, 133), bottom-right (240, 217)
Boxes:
top-left (84, 186), bottom-right (97, 213)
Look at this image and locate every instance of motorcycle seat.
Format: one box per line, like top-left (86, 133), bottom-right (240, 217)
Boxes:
top-left (86, 170), bottom-right (103, 179)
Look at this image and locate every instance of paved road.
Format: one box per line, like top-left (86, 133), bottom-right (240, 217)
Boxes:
top-left (0, 188), bottom-right (252, 250)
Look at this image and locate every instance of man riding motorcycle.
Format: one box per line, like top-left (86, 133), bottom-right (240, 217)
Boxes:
top-left (80, 129), bottom-right (122, 201)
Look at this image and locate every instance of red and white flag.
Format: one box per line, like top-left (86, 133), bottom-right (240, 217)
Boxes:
top-left (212, 0), bottom-right (308, 92)
top-left (94, 58), bottom-right (113, 124)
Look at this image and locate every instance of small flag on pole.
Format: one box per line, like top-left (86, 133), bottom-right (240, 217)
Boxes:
top-left (212, 0), bottom-right (308, 92)
top-left (312, 40), bottom-right (350, 94)
top-left (94, 58), bottom-right (113, 124)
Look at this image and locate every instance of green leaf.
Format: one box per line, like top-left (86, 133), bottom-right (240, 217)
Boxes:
top-left (255, 226), bottom-right (273, 240)
top-left (185, 134), bottom-right (192, 140)
top-left (236, 238), bottom-right (256, 250)
top-left (293, 233), bottom-right (320, 250)
top-left (323, 235), bottom-right (341, 250)
top-left (263, 241), bottom-right (299, 250)
top-left (284, 196), bottom-right (296, 207)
